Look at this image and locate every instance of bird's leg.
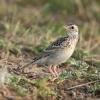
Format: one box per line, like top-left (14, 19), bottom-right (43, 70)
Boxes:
top-left (49, 65), bottom-right (56, 77)
top-left (53, 65), bottom-right (59, 77)
top-left (49, 65), bottom-right (59, 81)
top-left (51, 65), bottom-right (59, 81)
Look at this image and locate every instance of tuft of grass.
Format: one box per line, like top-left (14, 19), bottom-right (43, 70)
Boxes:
top-left (9, 74), bottom-right (55, 97)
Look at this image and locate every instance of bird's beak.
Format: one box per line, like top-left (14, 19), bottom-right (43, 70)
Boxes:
top-left (64, 25), bottom-right (68, 30)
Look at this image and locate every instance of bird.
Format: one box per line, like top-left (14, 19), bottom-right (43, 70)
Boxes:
top-left (22, 24), bottom-right (79, 80)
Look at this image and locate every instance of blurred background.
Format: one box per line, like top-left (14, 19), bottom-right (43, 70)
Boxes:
top-left (0, 0), bottom-right (100, 99)
top-left (0, 0), bottom-right (100, 55)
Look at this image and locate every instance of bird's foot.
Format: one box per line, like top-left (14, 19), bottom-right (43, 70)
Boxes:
top-left (49, 76), bottom-right (58, 82)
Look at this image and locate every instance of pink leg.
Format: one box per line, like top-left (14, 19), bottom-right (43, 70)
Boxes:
top-left (53, 66), bottom-right (59, 77)
top-left (49, 65), bottom-right (56, 77)
top-left (49, 65), bottom-right (59, 81)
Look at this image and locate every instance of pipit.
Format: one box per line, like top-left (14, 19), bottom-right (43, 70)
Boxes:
top-left (22, 24), bottom-right (79, 80)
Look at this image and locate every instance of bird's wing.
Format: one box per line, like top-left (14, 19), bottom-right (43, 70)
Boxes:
top-left (32, 36), bottom-right (71, 62)
top-left (31, 36), bottom-right (71, 62)
top-left (44, 36), bottom-right (71, 52)
top-left (22, 36), bottom-right (71, 68)
top-left (33, 52), bottom-right (49, 61)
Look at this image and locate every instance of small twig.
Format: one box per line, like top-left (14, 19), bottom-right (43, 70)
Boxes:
top-left (66, 80), bottom-right (100, 90)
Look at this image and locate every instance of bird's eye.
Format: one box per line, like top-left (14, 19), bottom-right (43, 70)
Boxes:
top-left (71, 26), bottom-right (74, 29)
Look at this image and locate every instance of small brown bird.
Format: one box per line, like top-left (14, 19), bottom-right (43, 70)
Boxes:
top-left (23, 24), bottom-right (79, 80)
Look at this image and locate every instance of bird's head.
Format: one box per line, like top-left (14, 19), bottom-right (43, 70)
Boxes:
top-left (64, 24), bottom-right (78, 34)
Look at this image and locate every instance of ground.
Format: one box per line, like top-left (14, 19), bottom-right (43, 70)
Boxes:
top-left (0, 0), bottom-right (100, 100)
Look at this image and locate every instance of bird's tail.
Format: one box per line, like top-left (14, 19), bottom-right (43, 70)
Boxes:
top-left (22, 60), bottom-right (35, 69)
